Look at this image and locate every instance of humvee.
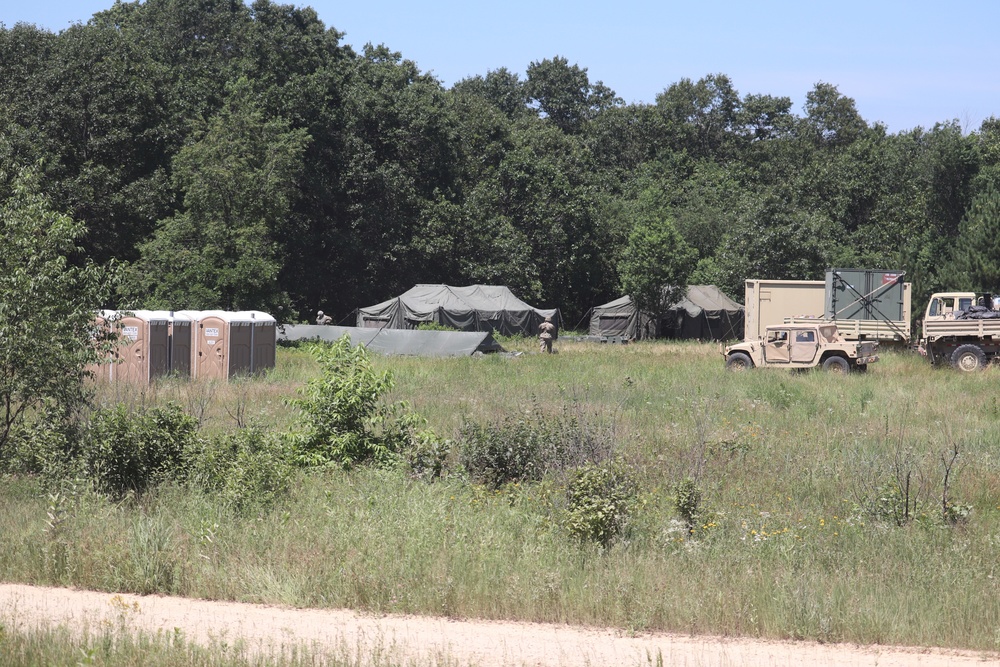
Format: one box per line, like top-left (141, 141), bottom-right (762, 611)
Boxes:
top-left (723, 323), bottom-right (878, 372)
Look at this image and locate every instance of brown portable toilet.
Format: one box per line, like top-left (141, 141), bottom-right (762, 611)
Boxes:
top-left (112, 310), bottom-right (170, 384)
top-left (236, 310), bottom-right (277, 374)
top-left (180, 310), bottom-right (254, 380)
top-left (147, 310), bottom-right (193, 378)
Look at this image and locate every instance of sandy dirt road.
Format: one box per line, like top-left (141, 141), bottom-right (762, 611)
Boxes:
top-left (1, 583), bottom-right (996, 666)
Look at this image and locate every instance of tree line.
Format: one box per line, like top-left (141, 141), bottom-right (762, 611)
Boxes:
top-left (2, 0), bottom-right (999, 326)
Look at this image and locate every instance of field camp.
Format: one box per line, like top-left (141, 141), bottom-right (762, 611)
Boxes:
top-left (3, 0), bottom-right (1000, 665)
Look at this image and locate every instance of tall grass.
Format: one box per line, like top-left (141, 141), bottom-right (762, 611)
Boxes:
top-left (3, 342), bottom-right (1000, 651)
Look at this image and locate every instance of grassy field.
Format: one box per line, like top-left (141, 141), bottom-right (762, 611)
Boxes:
top-left (3, 339), bottom-right (1000, 651)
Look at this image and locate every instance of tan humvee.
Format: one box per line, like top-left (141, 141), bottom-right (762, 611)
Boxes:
top-left (723, 323), bottom-right (878, 372)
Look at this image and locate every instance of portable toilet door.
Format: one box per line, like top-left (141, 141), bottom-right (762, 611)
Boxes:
top-left (115, 311), bottom-right (169, 384)
top-left (170, 314), bottom-right (192, 377)
top-left (236, 311), bottom-right (277, 374)
top-left (186, 310), bottom-right (229, 380)
top-left (147, 310), bottom-right (193, 378)
top-left (228, 315), bottom-right (254, 378)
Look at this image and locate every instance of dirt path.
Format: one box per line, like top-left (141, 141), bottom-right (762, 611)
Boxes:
top-left (1, 583), bottom-right (996, 666)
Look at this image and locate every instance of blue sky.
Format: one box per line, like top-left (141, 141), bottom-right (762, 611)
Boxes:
top-left (6, 0), bottom-right (999, 134)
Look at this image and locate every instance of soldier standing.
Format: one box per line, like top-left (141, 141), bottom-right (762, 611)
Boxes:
top-left (538, 316), bottom-right (556, 353)
top-left (316, 310), bottom-right (333, 325)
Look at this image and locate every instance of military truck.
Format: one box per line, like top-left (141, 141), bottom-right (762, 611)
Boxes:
top-left (919, 291), bottom-right (1000, 371)
top-left (724, 323), bottom-right (879, 372)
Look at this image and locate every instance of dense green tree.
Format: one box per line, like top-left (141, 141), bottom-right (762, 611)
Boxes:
top-left (130, 79), bottom-right (309, 316)
top-left (710, 194), bottom-right (838, 298)
top-left (525, 56), bottom-right (619, 134)
top-left (617, 188), bottom-right (697, 314)
top-left (939, 184), bottom-right (1000, 292)
top-left (656, 74), bottom-right (741, 159)
top-left (801, 82), bottom-right (867, 146)
top-left (0, 164), bottom-right (117, 460)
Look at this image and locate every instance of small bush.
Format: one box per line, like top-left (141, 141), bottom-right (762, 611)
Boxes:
top-left (288, 336), bottom-right (429, 468)
top-left (188, 425), bottom-right (293, 514)
top-left (564, 459), bottom-right (638, 546)
top-left (674, 478), bottom-right (702, 531)
top-left (4, 403), bottom-right (82, 484)
top-left (458, 403), bottom-right (617, 489)
top-left (405, 429), bottom-right (452, 481)
top-left (82, 402), bottom-right (197, 499)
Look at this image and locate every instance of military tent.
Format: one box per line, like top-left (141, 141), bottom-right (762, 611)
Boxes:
top-left (589, 285), bottom-right (744, 341)
top-left (357, 285), bottom-right (559, 336)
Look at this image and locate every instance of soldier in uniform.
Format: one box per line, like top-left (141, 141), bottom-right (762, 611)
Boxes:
top-left (316, 310), bottom-right (333, 325)
top-left (538, 315), bottom-right (556, 353)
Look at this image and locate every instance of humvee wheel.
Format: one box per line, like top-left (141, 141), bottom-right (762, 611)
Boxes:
top-left (951, 344), bottom-right (986, 372)
top-left (725, 352), bottom-right (754, 371)
top-left (822, 355), bottom-right (851, 373)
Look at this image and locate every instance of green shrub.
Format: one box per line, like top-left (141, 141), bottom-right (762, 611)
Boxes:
top-left (405, 429), bottom-right (452, 481)
top-left (458, 403), bottom-right (617, 489)
top-left (82, 402), bottom-right (197, 499)
top-left (288, 335), bottom-right (427, 468)
top-left (188, 425), bottom-right (293, 514)
top-left (415, 321), bottom-right (458, 332)
top-left (4, 403), bottom-right (82, 484)
top-left (564, 459), bottom-right (638, 546)
top-left (673, 477), bottom-right (702, 531)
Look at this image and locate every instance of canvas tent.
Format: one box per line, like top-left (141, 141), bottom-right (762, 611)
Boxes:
top-left (357, 285), bottom-right (559, 336)
top-left (589, 285), bottom-right (744, 341)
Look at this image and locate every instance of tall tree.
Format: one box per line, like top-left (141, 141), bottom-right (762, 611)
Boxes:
top-left (617, 187), bottom-right (697, 314)
top-left (130, 78), bottom-right (309, 316)
top-left (525, 56), bottom-right (619, 134)
top-left (939, 184), bottom-right (1000, 292)
top-left (0, 164), bottom-right (117, 460)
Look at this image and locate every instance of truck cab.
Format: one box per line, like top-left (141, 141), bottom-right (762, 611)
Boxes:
top-left (924, 292), bottom-right (976, 320)
top-left (724, 323), bottom-right (878, 372)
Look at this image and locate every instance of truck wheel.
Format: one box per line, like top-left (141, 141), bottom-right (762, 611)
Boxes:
top-left (822, 355), bottom-right (850, 373)
top-left (725, 352), bottom-right (754, 371)
top-left (951, 344), bottom-right (986, 372)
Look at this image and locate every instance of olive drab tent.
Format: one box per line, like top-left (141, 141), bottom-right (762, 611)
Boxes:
top-left (357, 284), bottom-right (559, 336)
top-left (589, 285), bottom-right (744, 341)
top-left (588, 296), bottom-right (658, 340)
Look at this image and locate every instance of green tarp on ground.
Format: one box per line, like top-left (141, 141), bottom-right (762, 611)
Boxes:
top-left (589, 285), bottom-right (744, 341)
top-left (279, 325), bottom-right (502, 356)
top-left (357, 284), bottom-right (559, 337)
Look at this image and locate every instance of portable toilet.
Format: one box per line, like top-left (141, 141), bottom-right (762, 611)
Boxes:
top-left (112, 310), bottom-right (170, 384)
top-left (235, 310), bottom-right (277, 374)
top-left (177, 310), bottom-right (253, 380)
top-left (146, 310), bottom-right (193, 378)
